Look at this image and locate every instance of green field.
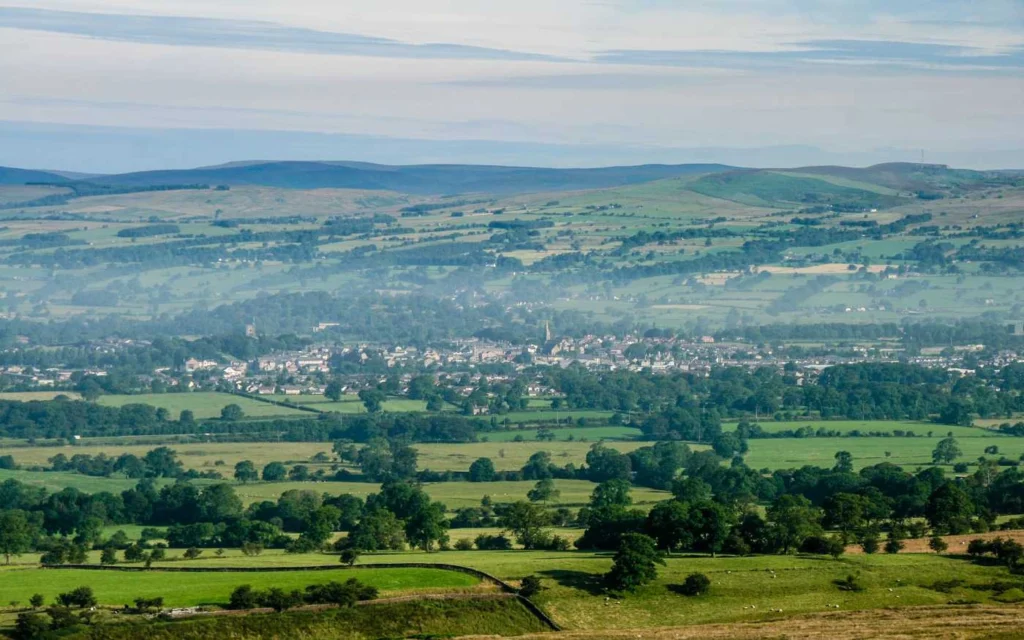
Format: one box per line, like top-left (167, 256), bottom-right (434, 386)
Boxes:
top-left (97, 393), bottom-right (306, 420)
top-left (234, 479), bottom-right (670, 509)
top-left (479, 426), bottom-right (640, 442)
top-left (0, 391), bottom-right (82, 402)
top-left (727, 420), bottom-right (1003, 438)
top-left (0, 566), bottom-right (478, 608)
top-left (743, 436), bottom-right (1024, 471)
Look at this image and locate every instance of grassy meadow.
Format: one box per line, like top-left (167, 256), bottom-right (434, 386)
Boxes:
top-left (97, 393), bottom-right (306, 420)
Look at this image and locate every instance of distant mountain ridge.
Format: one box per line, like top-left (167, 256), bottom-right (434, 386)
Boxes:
top-left (0, 160), bottom-right (1017, 199)
top-left (0, 161), bottom-right (737, 195)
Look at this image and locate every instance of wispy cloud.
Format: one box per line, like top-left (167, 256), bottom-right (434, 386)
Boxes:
top-left (597, 39), bottom-right (1024, 72)
top-left (0, 6), bottom-right (566, 61)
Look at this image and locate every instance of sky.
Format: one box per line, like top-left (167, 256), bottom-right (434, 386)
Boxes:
top-left (0, 0), bottom-right (1022, 172)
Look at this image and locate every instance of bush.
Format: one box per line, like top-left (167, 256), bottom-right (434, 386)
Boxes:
top-left (475, 534), bottom-right (513, 550)
top-left (56, 587), bottom-right (96, 609)
top-left (29, 594), bottom-right (44, 609)
top-left (228, 585), bottom-right (260, 610)
top-left (678, 573), bottom-right (711, 596)
top-left (453, 538), bottom-right (474, 551)
top-left (340, 549), bottom-right (360, 566)
top-left (519, 576), bottom-right (544, 599)
top-left (929, 536), bottom-right (948, 554)
top-left (799, 535), bottom-right (831, 555)
top-left (13, 612), bottom-right (49, 640)
top-left (860, 535), bottom-right (880, 554)
top-left (885, 536), bottom-right (905, 554)
top-left (833, 574), bottom-right (864, 592)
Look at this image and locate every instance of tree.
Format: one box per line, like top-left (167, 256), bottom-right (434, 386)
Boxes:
top-left (221, 404), bottom-right (244, 421)
top-left (938, 399), bottom-right (973, 427)
top-left (234, 460), bottom-right (259, 483)
top-left (929, 535), bottom-right (948, 554)
top-left (340, 548), bottom-right (360, 566)
top-left (0, 510), bottom-right (38, 564)
top-left (932, 437), bottom-right (962, 465)
top-left (179, 409), bottom-right (195, 425)
top-left (823, 493), bottom-right (867, 544)
top-left (405, 501), bottom-right (449, 551)
top-left (468, 457), bottom-right (496, 482)
top-left (521, 451), bottom-right (553, 480)
top-left (358, 389), bottom-right (386, 413)
top-left (585, 444), bottom-right (632, 482)
top-left (833, 451), bottom-right (854, 473)
top-left (262, 461), bottom-right (287, 482)
top-left (347, 509), bottom-right (406, 551)
top-left (100, 547), bottom-right (118, 565)
top-left (325, 380), bottom-right (344, 402)
top-left (29, 594), bottom-right (44, 609)
top-left (527, 478), bottom-right (560, 504)
top-left (590, 479), bottom-right (632, 510)
top-left (768, 495), bottom-right (823, 554)
top-left (605, 533), bottom-right (664, 592)
top-left (499, 501), bottom-right (551, 549)
top-left (925, 483), bottom-right (975, 534)
top-left (645, 500), bottom-right (692, 552)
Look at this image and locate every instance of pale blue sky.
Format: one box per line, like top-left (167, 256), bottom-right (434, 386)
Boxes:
top-left (0, 1), bottom-right (1022, 170)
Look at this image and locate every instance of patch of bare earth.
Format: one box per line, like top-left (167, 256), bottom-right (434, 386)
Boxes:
top-left (464, 605), bottom-right (1024, 639)
top-left (845, 529), bottom-right (1024, 555)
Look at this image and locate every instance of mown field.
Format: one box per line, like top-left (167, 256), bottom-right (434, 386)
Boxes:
top-left (0, 566), bottom-right (478, 609)
top-left (742, 436), bottom-right (1024, 471)
top-left (97, 393), bottom-right (306, 419)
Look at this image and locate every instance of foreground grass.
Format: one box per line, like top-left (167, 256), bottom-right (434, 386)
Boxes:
top-left (5, 548), bottom-right (1013, 633)
top-left (0, 567), bottom-right (478, 608)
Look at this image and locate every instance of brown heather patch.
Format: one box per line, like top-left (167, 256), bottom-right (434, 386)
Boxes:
top-left (845, 530), bottom-right (1024, 555)
top-left (464, 604), bottom-right (1024, 639)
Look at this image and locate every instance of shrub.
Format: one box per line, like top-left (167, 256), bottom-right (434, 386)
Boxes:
top-left (56, 587), bottom-right (96, 609)
top-left (475, 534), bottom-right (513, 550)
top-left (453, 539), bottom-right (474, 551)
top-left (929, 536), bottom-right (948, 554)
top-left (860, 535), bottom-right (880, 554)
top-left (885, 536), bottom-right (904, 554)
top-left (14, 612), bottom-right (49, 640)
top-left (833, 574), bottom-right (864, 592)
top-left (304, 579), bottom-right (378, 607)
top-left (678, 573), bottom-right (711, 596)
top-left (28, 594), bottom-right (44, 609)
top-left (519, 576), bottom-right (544, 599)
top-left (228, 585), bottom-right (260, 610)
top-left (340, 549), bottom-right (360, 566)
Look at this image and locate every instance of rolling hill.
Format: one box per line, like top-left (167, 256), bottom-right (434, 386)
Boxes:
top-left (0, 161), bottom-right (735, 195)
top-left (0, 166), bottom-right (69, 185)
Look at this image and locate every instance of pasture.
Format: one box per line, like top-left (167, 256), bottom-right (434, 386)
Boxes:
top-left (742, 436), bottom-right (1024, 471)
top-left (0, 566), bottom-right (479, 609)
top-left (97, 393), bottom-right (306, 419)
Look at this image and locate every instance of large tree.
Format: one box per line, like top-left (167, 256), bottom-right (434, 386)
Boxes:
top-left (604, 533), bottom-right (664, 592)
top-left (0, 510), bottom-right (39, 564)
top-left (932, 437), bottom-right (962, 465)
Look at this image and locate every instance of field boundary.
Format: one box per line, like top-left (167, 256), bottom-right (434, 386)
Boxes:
top-left (45, 562), bottom-right (562, 631)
